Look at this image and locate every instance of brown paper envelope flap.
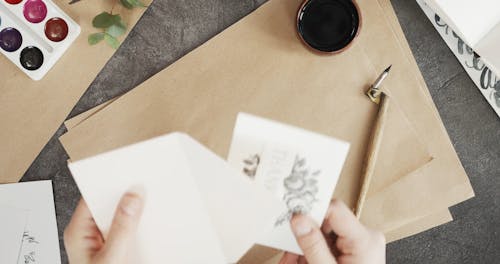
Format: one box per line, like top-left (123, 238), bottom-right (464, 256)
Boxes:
top-left (65, 98), bottom-right (119, 130)
top-left (0, 0), bottom-right (150, 183)
top-left (361, 158), bottom-right (471, 233)
top-left (386, 209), bottom-right (453, 243)
top-left (368, 96), bottom-right (433, 197)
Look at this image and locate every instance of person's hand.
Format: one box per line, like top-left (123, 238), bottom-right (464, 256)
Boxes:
top-left (64, 192), bottom-right (144, 264)
top-left (280, 199), bottom-right (385, 264)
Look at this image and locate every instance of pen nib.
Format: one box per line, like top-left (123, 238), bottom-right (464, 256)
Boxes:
top-left (384, 65), bottom-right (392, 73)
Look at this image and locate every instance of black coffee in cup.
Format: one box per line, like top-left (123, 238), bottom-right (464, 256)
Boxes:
top-left (297, 0), bottom-right (360, 53)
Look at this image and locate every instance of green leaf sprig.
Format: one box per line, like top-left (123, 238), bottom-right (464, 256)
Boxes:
top-left (88, 12), bottom-right (126, 49)
top-left (86, 0), bottom-right (146, 49)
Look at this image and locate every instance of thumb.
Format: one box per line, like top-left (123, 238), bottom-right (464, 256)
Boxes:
top-left (101, 191), bottom-right (144, 260)
top-left (291, 214), bottom-right (337, 264)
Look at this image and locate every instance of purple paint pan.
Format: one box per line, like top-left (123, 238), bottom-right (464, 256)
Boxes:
top-left (0, 27), bottom-right (22, 52)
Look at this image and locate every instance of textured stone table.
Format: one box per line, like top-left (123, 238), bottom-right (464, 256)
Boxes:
top-left (20, 0), bottom-right (500, 263)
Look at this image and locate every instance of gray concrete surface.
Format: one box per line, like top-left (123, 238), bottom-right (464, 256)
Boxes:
top-left (20, 0), bottom-right (500, 263)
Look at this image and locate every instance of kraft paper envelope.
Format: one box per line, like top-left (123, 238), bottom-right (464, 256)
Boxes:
top-left (62, 0), bottom-right (455, 239)
top-left (60, 0), bottom-right (472, 232)
top-left (61, 98), bottom-right (453, 243)
top-left (349, 0), bottom-right (474, 230)
top-left (63, 84), bottom-right (451, 243)
top-left (57, 2), bottom-right (472, 262)
top-left (62, 88), bottom-right (449, 243)
top-left (385, 210), bottom-right (453, 243)
top-left (367, 97), bottom-right (432, 197)
top-left (374, 0), bottom-right (456, 235)
top-left (68, 133), bottom-right (285, 263)
top-left (64, 91), bottom-right (432, 201)
top-left (375, 0), bottom-right (454, 240)
top-left (59, 1), bottom-right (468, 262)
top-left (0, 0), bottom-right (150, 184)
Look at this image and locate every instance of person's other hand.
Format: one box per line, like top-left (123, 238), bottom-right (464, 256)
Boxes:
top-left (64, 192), bottom-right (144, 264)
top-left (280, 199), bottom-right (385, 264)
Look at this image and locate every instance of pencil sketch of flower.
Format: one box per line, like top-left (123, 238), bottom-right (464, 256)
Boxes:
top-left (242, 154), bottom-right (260, 179)
top-left (275, 156), bottom-right (320, 226)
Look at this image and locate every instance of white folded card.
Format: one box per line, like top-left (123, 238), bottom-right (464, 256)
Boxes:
top-left (68, 133), bottom-right (285, 264)
top-left (227, 113), bottom-right (350, 254)
top-left (0, 205), bottom-right (27, 264)
top-left (423, 0), bottom-right (500, 76)
top-left (0, 180), bottom-right (60, 264)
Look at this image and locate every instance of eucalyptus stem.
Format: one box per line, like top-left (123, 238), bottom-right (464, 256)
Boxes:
top-left (85, 0), bottom-right (147, 48)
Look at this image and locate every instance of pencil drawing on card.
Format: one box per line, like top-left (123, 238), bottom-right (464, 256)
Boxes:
top-left (275, 156), bottom-right (320, 226)
top-left (242, 154), bottom-right (260, 178)
top-left (21, 231), bottom-right (39, 264)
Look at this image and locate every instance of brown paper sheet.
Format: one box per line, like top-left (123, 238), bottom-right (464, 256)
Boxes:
top-left (386, 210), bottom-right (453, 243)
top-left (60, 0), bottom-right (472, 224)
top-left (58, 0), bottom-right (473, 261)
top-left (372, 0), bottom-right (456, 241)
top-left (367, 98), bottom-right (432, 197)
top-left (62, 47), bottom-right (452, 246)
top-left (64, 97), bottom-right (119, 130)
top-left (354, 0), bottom-right (474, 232)
top-left (0, 0), bottom-right (149, 183)
top-left (64, 92), bottom-right (433, 200)
top-left (63, 84), bottom-right (445, 250)
top-left (62, 91), bottom-right (452, 247)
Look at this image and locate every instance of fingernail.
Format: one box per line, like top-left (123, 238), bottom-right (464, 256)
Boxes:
top-left (120, 193), bottom-right (142, 216)
top-left (292, 217), bottom-right (312, 237)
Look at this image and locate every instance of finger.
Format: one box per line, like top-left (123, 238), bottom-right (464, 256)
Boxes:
top-left (65, 199), bottom-right (95, 234)
top-left (72, 199), bottom-right (94, 219)
top-left (279, 252), bottom-right (300, 264)
top-left (298, 256), bottom-right (308, 264)
top-left (338, 230), bottom-right (386, 262)
top-left (64, 199), bottom-right (104, 261)
top-left (101, 191), bottom-right (144, 260)
top-left (324, 231), bottom-right (340, 257)
top-left (64, 199), bottom-right (103, 244)
top-left (325, 199), bottom-right (366, 240)
top-left (291, 214), bottom-right (336, 264)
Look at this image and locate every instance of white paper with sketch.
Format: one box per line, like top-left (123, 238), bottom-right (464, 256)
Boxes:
top-left (423, 0), bottom-right (500, 76)
top-left (227, 113), bottom-right (350, 254)
top-left (0, 180), bottom-right (61, 264)
top-left (0, 205), bottom-right (27, 264)
top-left (68, 132), bottom-right (285, 264)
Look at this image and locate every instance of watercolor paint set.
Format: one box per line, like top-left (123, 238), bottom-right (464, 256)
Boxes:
top-left (0, 0), bottom-right (80, 80)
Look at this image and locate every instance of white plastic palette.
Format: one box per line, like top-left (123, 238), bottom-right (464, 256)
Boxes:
top-left (0, 0), bottom-right (80, 80)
